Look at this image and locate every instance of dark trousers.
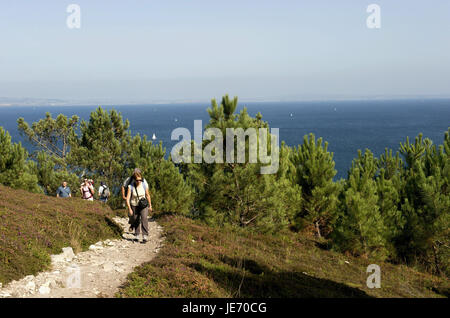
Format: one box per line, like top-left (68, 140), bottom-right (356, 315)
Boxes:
top-left (130, 205), bottom-right (149, 236)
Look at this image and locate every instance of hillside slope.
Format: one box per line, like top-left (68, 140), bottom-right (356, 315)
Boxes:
top-left (118, 215), bottom-right (449, 298)
top-left (0, 185), bottom-right (122, 284)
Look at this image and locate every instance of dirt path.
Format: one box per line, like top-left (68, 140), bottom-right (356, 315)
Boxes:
top-left (0, 217), bottom-right (164, 298)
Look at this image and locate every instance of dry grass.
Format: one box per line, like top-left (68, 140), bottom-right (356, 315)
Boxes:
top-left (117, 215), bottom-right (449, 298)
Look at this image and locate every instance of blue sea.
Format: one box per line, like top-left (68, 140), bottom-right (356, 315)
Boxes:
top-left (0, 99), bottom-right (449, 179)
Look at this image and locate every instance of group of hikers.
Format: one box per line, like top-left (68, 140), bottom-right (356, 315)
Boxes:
top-left (56, 179), bottom-right (110, 203)
top-left (55, 168), bottom-right (153, 244)
top-left (79, 179), bottom-right (111, 203)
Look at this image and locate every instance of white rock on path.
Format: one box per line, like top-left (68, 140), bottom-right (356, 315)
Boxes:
top-left (39, 286), bottom-right (51, 295)
top-left (89, 244), bottom-right (103, 251)
top-left (102, 263), bottom-right (114, 272)
top-left (25, 281), bottom-right (36, 291)
top-left (62, 247), bottom-right (75, 261)
top-left (51, 247), bottom-right (76, 263)
top-left (51, 254), bottom-right (66, 263)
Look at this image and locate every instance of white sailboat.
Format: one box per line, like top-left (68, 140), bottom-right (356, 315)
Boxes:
top-left (152, 133), bottom-right (157, 140)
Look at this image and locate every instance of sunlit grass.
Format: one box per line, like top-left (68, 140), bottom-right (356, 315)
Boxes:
top-left (117, 215), bottom-right (448, 298)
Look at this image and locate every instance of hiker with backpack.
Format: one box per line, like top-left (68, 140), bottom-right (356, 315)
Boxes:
top-left (98, 181), bottom-right (110, 203)
top-left (126, 170), bottom-right (152, 243)
top-left (80, 178), bottom-right (95, 201)
top-left (122, 168), bottom-right (149, 232)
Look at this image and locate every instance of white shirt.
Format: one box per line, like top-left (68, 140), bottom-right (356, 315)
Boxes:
top-left (98, 185), bottom-right (107, 196)
top-left (128, 183), bottom-right (146, 207)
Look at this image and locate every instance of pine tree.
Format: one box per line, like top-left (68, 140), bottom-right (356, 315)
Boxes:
top-left (68, 107), bottom-right (132, 191)
top-left (333, 149), bottom-right (388, 260)
top-left (32, 151), bottom-right (79, 196)
top-left (290, 133), bottom-right (339, 237)
top-left (17, 113), bottom-right (81, 194)
top-left (397, 132), bottom-right (449, 275)
top-left (375, 168), bottom-right (404, 259)
top-left (181, 95), bottom-right (301, 234)
top-left (0, 127), bottom-right (41, 193)
top-left (17, 112), bottom-right (79, 168)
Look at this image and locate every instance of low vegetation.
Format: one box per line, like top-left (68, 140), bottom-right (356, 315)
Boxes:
top-left (0, 185), bottom-right (122, 284)
top-left (117, 215), bottom-right (448, 298)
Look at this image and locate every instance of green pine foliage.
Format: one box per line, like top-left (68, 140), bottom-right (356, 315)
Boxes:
top-left (17, 112), bottom-right (79, 168)
top-left (375, 169), bottom-right (405, 259)
top-left (198, 161), bottom-right (301, 234)
top-left (181, 95), bottom-right (301, 234)
top-left (0, 127), bottom-right (41, 193)
top-left (376, 148), bottom-right (405, 254)
top-left (32, 151), bottom-right (80, 197)
top-left (68, 107), bottom-right (132, 191)
top-left (378, 148), bottom-right (403, 180)
top-left (289, 133), bottom-right (339, 237)
top-left (333, 150), bottom-right (389, 260)
top-left (396, 132), bottom-right (449, 275)
top-left (17, 113), bottom-right (81, 195)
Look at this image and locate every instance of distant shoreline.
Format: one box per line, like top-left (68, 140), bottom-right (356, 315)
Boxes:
top-left (1, 96), bottom-right (450, 108)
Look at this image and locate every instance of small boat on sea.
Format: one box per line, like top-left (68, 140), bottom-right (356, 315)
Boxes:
top-left (152, 133), bottom-right (157, 140)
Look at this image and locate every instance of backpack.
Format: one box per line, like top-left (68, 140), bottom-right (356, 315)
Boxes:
top-left (101, 186), bottom-right (110, 198)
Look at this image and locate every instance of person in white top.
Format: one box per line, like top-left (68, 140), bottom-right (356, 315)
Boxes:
top-left (126, 171), bottom-right (152, 243)
top-left (98, 181), bottom-right (110, 203)
top-left (122, 168), bottom-right (149, 232)
top-left (80, 179), bottom-right (94, 201)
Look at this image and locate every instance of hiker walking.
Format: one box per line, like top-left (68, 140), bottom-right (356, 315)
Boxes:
top-left (98, 181), bottom-right (110, 203)
top-left (122, 168), bottom-right (149, 232)
top-left (80, 179), bottom-right (94, 201)
top-left (126, 170), bottom-right (152, 243)
top-left (56, 181), bottom-right (71, 198)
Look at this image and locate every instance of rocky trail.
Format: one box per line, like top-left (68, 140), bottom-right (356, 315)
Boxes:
top-left (0, 217), bottom-right (164, 298)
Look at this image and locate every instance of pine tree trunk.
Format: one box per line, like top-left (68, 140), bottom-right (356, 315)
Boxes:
top-left (432, 244), bottom-right (441, 276)
top-left (315, 221), bottom-right (322, 238)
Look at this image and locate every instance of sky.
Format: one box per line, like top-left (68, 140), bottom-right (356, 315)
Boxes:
top-left (0, 0), bottom-right (450, 103)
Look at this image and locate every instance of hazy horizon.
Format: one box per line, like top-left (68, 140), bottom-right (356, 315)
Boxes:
top-left (1, 96), bottom-right (450, 108)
